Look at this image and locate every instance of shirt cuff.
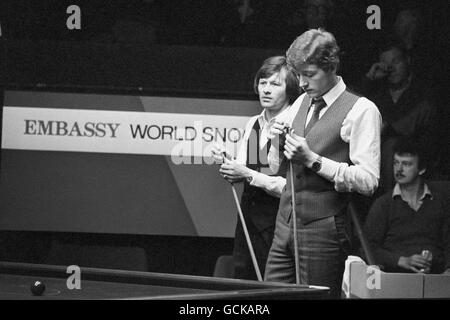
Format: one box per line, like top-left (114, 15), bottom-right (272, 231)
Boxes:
top-left (318, 156), bottom-right (338, 181)
top-left (249, 170), bottom-right (265, 188)
top-left (249, 170), bottom-right (284, 198)
top-left (250, 170), bottom-right (261, 187)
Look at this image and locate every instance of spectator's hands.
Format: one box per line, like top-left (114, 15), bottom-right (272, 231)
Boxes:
top-left (366, 62), bottom-right (390, 81)
top-left (219, 158), bottom-right (251, 184)
top-left (398, 255), bottom-right (432, 273)
top-left (284, 131), bottom-right (318, 167)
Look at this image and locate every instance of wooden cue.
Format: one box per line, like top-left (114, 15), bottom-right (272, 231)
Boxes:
top-left (222, 152), bottom-right (263, 281)
top-left (230, 184), bottom-right (263, 281)
top-left (289, 161), bottom-right (301, 285)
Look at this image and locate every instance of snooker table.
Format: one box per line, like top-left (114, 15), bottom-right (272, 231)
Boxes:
top-left (0, 261), bottom-right (329, 299)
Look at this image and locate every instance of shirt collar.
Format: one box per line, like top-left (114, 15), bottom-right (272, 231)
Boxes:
top-left (392, 183), bottom-right (434, 200)
top-left (257, 105), bottom-right (293, 127)
top-left (320, 76), bottom-right (346, 107)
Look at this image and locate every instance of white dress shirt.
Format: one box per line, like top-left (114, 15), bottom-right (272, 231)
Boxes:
top-left (268, 77), bottom-right (382, 196)
top-left (234, 108), bottom-right (291, 198)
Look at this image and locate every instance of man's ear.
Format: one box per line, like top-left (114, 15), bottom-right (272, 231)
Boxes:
top-left (329, 65), bottom-right (339, 77)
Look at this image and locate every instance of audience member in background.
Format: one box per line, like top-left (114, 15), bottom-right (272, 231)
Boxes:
top-left (211, 56), bottom-right (300, 280)
top-left (393, 7), bottom-right (431, 79)
top-left (394, 8), bottom-right (422, 51)
top-left (359, 38), bottom-right (438, 192)
top-left (219, 0), bottom-right (273, 48)
top-left (304, 0), bottom-right (334, 29)
top-left (279, 0), bottom-right (336, 48)
top-left (364, 138), bottom-right (450, 274)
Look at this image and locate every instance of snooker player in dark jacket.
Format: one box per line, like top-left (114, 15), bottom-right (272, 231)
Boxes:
top-left (211, 56), bottom-right (300, 280)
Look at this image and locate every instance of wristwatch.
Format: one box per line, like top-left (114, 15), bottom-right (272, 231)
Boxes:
top-left (311, 156), bottom-right (323, 172)
top-left (246, 174), bottom-right (253, 183)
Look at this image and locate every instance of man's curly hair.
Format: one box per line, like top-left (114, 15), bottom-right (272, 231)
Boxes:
top-left (286, 28), bottom-right (340, 72)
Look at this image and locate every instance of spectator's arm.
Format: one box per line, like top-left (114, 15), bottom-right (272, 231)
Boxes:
top-left (390, 99), bottom-right (437, 140)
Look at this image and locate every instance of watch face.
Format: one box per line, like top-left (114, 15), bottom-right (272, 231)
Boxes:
top-left (312, 161), bottom-right (321, 172)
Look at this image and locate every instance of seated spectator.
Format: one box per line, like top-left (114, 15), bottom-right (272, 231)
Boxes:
top-left (393, 7), bottom-right (430, 79)
top-left (359, 38), bottom-right (439, 192)
top-left (364, 138), bottom-right (450, 274)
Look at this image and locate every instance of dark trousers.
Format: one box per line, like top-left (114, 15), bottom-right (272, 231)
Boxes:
top-left (233, 219), bottom-right (275, 281)
top-left (264, 210), bottom-right (351, 299)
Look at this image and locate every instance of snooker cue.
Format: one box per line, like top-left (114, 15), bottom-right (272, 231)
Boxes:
top-left (222, 152), bottom-right (263, 281)
top-left (230, 184), bottom-right (263, 282)
top-left (289, 161), bottom-right (301, 285)
top-left (348, 201), bottom-right (376, 266)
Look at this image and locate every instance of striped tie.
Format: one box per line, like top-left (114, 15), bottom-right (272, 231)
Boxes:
top-left (304, 97), bottom-right (327, 135)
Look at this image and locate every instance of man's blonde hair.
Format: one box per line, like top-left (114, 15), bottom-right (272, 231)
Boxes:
top-left (286, 28), bottom-right (340, 72)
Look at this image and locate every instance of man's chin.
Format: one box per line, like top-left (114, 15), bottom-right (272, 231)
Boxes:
top-left (388, 80), bottom-right (400, 87)
top-left (395, 178), bottom-right (411, 185)
top-left (388, 78), bottom-right (406, 89)
top-left (305, 91), bottom-right (317, 98)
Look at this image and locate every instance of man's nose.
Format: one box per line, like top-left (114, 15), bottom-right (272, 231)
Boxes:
top-left (262, 84), bottom-right (271, 93)
top-left (299, 76), bottom-right (308, 89)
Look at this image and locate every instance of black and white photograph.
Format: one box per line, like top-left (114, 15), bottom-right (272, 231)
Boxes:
top-left (0, 0), bottom-right (449, 308)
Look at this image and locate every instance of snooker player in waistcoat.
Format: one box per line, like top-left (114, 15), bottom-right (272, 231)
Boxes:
top-left (264, 29), bottom-right (381, 298)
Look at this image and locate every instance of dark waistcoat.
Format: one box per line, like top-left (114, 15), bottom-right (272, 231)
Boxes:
top-left (278, 90), bottom-right (359, 224)
top-left (241, 120), bottom-right (286, 231)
